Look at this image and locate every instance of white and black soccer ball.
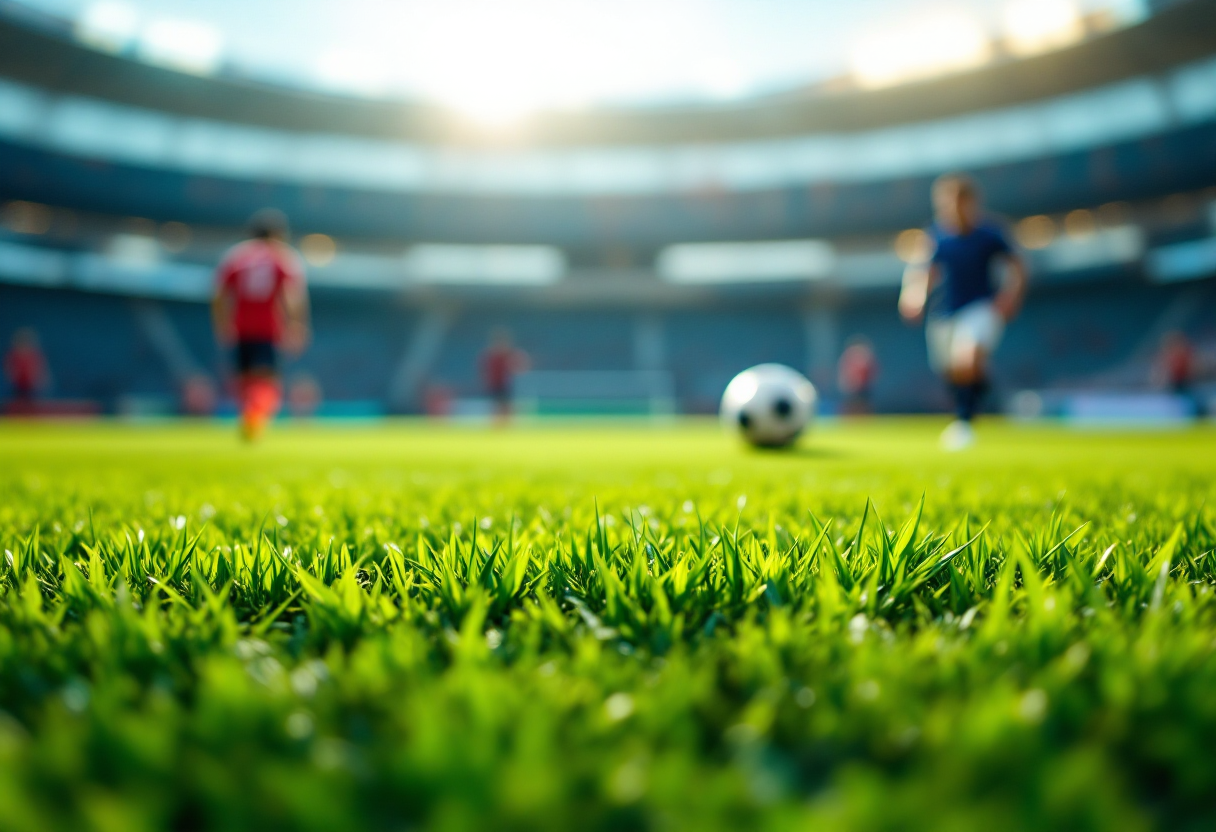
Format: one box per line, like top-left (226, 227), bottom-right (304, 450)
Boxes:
top-left (720, 364), bottom-right (817, 448)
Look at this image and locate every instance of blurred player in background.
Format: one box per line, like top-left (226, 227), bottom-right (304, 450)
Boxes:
top-left (4, 327), bottom-right (48, 413)
top-left (212, 209), bottom-right (310, 441)
top-left (1154, 330), bottom-right (1200, 414)
top-left (286, 373), bottom-right (323, 418)
top-left (481, 327), bottom-right (530, 423)
top-left (837, 335), bottom-right (878, 416)
top-left (1155, 331), bottom-right (1195, 394)
top-left (899, 173), bottom-right (1027, 450)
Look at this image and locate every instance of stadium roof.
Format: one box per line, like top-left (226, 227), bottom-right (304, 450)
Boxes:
top-left (4, 59), bottom-right (1214, 198)
top-left (1, 1), bottom-right (1153, 110)
top-left (2, 0), bottom-right (1214, 146)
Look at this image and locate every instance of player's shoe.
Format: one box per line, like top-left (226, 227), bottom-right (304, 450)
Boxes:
top-left (238, 377), bottom-right (280, 442)
top-left (940, 419), bottom-right (976, 452)
top-left (240, 411), bottom-right (267, 442)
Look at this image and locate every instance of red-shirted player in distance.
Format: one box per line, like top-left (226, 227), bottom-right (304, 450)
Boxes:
top-left (837, 335), bottom-right (879, 416)
top-left (480, 327), bottom-right (530, 423)
top-left (212, 210), bottom-right (310, 441)
top-left (4, 327), bottom-right (49, 414)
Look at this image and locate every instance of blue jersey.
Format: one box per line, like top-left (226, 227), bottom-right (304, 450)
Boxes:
top-left (928, 222), bottom-right (1011, 317)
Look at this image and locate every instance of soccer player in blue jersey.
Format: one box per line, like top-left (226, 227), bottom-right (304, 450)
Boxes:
top-left (899, 173), bottom-right (1028, 450)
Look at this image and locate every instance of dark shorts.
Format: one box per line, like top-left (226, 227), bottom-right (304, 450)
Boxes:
top-left (234, 340), bottom-right (278, 374)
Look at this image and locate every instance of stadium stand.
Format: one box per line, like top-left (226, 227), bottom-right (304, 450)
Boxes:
top-left (2, 0), bottom-right (1215, 415)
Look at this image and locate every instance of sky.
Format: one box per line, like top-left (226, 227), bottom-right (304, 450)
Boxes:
top-left (15, 0), bottom-right (1147, 120)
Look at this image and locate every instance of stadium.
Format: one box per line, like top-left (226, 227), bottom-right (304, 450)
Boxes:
top-left (1, 0), bottom-right (1215, 828)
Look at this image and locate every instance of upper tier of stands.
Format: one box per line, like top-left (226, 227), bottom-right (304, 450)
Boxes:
top-left (2, 1), bottom-right (1215, 415)
top-left (3, 0), bottom-right (1214, 146)
top-left (0, 1), bottom-right (1213, 248)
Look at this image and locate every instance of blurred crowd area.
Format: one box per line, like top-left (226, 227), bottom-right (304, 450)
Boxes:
top-left (1, 0), bottom-right (1215, 419)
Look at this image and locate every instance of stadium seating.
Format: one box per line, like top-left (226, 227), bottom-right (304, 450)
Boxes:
top-left (4, 265), bottom-right (1213, 414)
top-left (3, 1), bottom-right (1216, 416)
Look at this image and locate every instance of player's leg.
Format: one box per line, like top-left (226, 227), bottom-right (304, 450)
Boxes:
top-left (947, 341), bottom-right (986, 423)
top-left (9, 380), bottom-right (35, 415)
top-left (946, 303), bottom-right (1003, 425)
top-left (925, 317), bottom-right (953, 382)
top-left (493, 387), bottom-right (511, 424)
top-left (241, 371), bottom-right (281, 441)
top-left (233, 341), bottom-right (251, 435)
top-left (927, 317), bottom-right (975, 449)
top-left (236, 342), bottom-right (281, 440)
top-left (927, 316), bottom-right (972, 419)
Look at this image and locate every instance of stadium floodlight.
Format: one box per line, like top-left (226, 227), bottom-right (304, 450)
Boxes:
top-left (300, 235), bottom-right (338, 268)
top-left (314, 49), bottom-right (388, 98)
top-left (105, 233), bottom-right (160, 269)
top-left (1041, 225), bottom-right (1143, 272)
top-left (850, 12), bottom-right (991, 88)
top-left (75, 1), bottom-right (139, 54)
top-left (402, 245), bottom-right (566, 285)
top-left (1003, 0), bottom-right (1085, 56)
top-left (658, 240), bottom-right (835, 284)
top-left (137, 18), bottom-right (224, 75)
top-left (1015, 215), bottom-right (1057, 250)
top-left (1063, 209), bottom-right (1097, 239)
top-left (893, 229), bottom-right (933, 265)
top-left (1, 201), bottom-right (52, 236)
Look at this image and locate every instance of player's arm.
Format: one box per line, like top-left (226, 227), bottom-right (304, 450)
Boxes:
top-left (513, 348), bottom-right (532, 374)
top-left (211, 275), bottom-right (235, 345)
top-left (993, 252), bottom-right (1028, 322)
top-left (281, 270), bottom-right (311, 355)
top-left (899, 261), bottom-right (937, 323)
top-left (35, 352), bottom-right (51, 391)
top-left (284, 280), bottom-right (310, 333)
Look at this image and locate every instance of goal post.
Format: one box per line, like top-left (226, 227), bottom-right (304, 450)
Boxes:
top-left (513, 370), bottom-right (676, 416)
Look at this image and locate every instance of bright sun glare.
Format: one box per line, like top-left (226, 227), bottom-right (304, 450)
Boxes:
top-left (61, 0), bottom-right (1148, 125)
top-left (315, 0), bottom-right (743, 125)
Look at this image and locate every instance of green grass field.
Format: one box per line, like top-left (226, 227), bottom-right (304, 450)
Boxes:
top-left (2, 418), bottom-right (1215, 832)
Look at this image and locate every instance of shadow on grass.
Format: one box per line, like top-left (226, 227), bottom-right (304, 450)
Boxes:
top-left (746, 444), bottom-right (850, 460)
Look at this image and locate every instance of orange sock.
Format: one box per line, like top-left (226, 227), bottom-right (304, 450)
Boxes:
top-left (250, 378), bottom-right (281, 419)
top-left (240, 377), bottom-right (281, 439)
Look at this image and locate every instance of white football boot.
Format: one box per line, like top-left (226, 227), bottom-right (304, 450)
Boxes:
top-left (940, 420), bottom-right (976, 452)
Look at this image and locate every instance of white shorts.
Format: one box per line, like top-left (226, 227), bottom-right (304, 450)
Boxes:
top-left (926, 300), bottom-right (1004, 375)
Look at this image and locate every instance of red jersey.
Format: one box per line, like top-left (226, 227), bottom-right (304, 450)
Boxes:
top-left (5, 345), bottom-right (45, 393)
top-left (216, 240), bottom-right (304, 342)
top-left (482, 346), bottom-right (523, 394)
top-left (1161, 341), bottom-right (1194, 387)
top-left (838, 344), bottom-right (877, 395)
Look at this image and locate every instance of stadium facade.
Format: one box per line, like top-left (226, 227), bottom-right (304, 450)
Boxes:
top-left (1, 0), bottom-right (1215, 415)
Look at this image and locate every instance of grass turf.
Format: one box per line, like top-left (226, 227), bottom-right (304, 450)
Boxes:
top-left (1, 418), bottom-right (1215, 832)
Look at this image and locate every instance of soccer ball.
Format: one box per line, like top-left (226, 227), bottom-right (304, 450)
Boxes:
top-left (720, 364), bottom-right (817, 448)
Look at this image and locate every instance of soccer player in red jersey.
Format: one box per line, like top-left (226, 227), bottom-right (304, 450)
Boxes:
top-left (212, 210), bottom-right (310, 440)
top-left (837, 335), bottom-right (878, 416)
top-left (480, 327), bottom-right (530, 423)
top-left (4, 327), bottom-right (48, 413)
top-left (1155, 330), bottom-right (1203, 416)
top-left (1155, 331), bottom-right (1195, 395)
